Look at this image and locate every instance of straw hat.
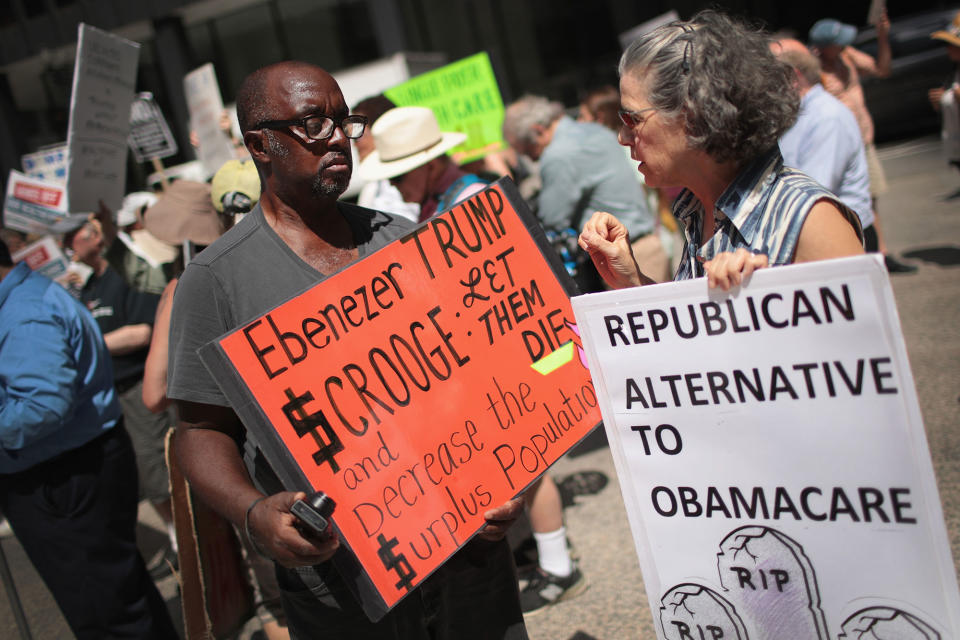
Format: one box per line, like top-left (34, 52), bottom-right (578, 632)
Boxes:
top-left (358, 106), bottom-right (466, 181)
top-left (931, 11), bottom-right (960, 48)
top-left (142, 180), bottom-right (222, 245)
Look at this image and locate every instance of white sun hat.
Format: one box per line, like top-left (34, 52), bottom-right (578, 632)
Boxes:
top-left (116, 191), bottom-right (158, 227)
top-left (358, 106), bottom-right (466, 182)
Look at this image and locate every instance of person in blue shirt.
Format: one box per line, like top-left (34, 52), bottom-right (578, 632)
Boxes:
top-left (776, 39), bottom-right (874, 235)
top-left (0, 238), bottom-right (178, 639)
top-left (503, 94), bottom-right (669, 291)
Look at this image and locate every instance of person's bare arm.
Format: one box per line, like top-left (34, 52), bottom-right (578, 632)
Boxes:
top-left (873, 10), bottom-right (892, 77)
top-left (792, 200), bottom-right (865, 264)
top-left (929, 87), bottom-right (945, 112)
top-left (103, 323), bottom-right (152, 354)
top-left (849, 10), bottom-right (891, 78)
top-left (142, 279), bottom-right (177, 412)
top-left (175, 400), bottom-right (339, 567)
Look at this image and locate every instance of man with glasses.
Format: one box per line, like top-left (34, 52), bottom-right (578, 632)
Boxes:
top-left (502, 94), bottom-right (668, 290)
top-left (166, 61), bottom-right (527, 639)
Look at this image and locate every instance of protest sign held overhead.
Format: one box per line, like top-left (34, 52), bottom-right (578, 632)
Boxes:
top-left (200, 178), bottom-right (600, 621)
top-left (11, 235), bottom-right (92, 295)
top-left (571, 255), bottom-right (960, 639)
top-left (385, 52), bottom-right (505, 164)
top-left (3, 170), bottom-right (70, 234)
top-left (184, 63), bottom-right (236, 178)
top-left (128, 92), bottom-right (178, 163)
top-left (12, 236), bottom-right (70, 280)
top-left (66, 23), bottom-right (140, 213)
top-left (21, 143), bottom-right (68, 185)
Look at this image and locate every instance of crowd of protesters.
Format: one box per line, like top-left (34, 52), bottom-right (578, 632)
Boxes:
top-left (1, 7), bottom-right (957, 639)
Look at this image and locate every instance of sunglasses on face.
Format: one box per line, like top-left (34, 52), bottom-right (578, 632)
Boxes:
top-left (618, 107), bottom-right (657, 130)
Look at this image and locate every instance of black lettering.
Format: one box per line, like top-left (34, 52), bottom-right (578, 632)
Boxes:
top-left (791, 289), bottom-right (821, 325)
top-left (891, 488), bottom-right (917, 524)
top-left (761, 293), bottom-right (788, 328)
top-left (243, 319), bottom-right (286, 378)
top-left (870, 357), bottom-right (898, 394)
top-left (651, 486), bottom-right (677, 516)
top-left (820, 284), bottom-right (854, 322)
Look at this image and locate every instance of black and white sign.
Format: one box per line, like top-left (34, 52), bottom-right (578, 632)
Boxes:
top-left (571, 255), bottom-right (960, 639)
top-left (128, 92), bottom-right (178, 162)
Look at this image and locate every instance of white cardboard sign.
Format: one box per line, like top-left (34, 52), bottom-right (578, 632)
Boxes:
top-left (183, 63), bottom-right (235, 179)
top-left (12, 236), bottom-right (70, 279)
top-left (21, 143), bottom-right (68, 185)
top-left (571, 255), bottom-right (960, 639)
top-left (3, 169), bottom-right (68, 233)
top-left (65, 23), bottom-right (140, 213)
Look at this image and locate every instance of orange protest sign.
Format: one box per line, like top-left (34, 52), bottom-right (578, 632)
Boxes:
top-left (199, 179), bottom-right (600, 620)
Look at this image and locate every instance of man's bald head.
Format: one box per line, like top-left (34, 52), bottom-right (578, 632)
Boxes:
top-left (236, 61), bottom-right (337, 134)
top-left (771, 38), bottom-right (821, 89)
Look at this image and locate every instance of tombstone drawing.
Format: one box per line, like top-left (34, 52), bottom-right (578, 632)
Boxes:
top-left (716, 525), bottom-right (829, 639)
top-left (838, 606), bottom-right (940, 639)
top-left (659, 582), bottom-right (749, 640)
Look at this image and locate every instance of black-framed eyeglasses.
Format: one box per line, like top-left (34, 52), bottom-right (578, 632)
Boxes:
top-left (255, 114), bottom-right (367, 140)
top-left (618, 107), bottom-right (656, 130)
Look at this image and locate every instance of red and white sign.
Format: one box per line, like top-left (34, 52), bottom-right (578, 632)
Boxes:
top-left (3, 170), bottom-right (68, 233)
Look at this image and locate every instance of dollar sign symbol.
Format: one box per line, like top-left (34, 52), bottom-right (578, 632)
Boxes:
top-left (376, 533), bottom-right (417, 592)
top-left (281, 387), bottom-right (344, 473)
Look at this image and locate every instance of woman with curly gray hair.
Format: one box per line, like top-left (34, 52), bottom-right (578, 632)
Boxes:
top-left (579, 10), bottom-right (864, 290)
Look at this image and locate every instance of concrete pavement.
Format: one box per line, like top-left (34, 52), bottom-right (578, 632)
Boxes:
top-left (0, 136), bottom-right (957, 639)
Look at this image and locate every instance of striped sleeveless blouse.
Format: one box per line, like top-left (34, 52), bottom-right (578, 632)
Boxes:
top-left (673, 147), bottom-right (862, 281)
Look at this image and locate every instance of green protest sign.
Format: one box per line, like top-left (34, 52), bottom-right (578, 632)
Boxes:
top-left (385, 52), bottom-right (504, 164)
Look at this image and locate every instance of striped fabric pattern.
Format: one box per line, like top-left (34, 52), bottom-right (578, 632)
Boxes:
top-left (672, 147), bottom-right (861, 281)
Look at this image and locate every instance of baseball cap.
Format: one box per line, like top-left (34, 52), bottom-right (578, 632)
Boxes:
top-left (809, 19), bottom-right (858, 47)
top-left (210, 159), bottom-right (261, 215)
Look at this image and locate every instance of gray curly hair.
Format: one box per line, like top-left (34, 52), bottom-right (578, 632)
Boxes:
top-left (502, 95), bottom-right (565, 146)
top-left (619, 10), bottom-right (798, 165)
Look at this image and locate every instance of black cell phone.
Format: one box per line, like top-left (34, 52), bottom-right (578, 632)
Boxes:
top-left (291, 491), bottom-right (336, 538)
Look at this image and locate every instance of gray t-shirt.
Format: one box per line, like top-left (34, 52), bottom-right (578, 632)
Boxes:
top-left (167, 201), bottom-right (413, 491)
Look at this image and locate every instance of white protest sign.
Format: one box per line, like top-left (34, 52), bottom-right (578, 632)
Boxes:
top-left (21, 143), bottom-right (68, 185)
top-left (183, 63), bottom-right (235, 179)
top-left (12, 236), bottom-right (70, 279)
top-left (128, 92), bottom-right (178, 162)
top-left (3, 169), bottom-right (68, 233)
top-left (571, 255), bottom-right (960, 640)
top-left (66, 23), bottom-right (140, 213)
top-left (10, 235), bottom-right (91, 297)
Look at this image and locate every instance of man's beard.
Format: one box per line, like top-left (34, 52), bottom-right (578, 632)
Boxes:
top-left (311, 162), bottom-right (350, 199)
